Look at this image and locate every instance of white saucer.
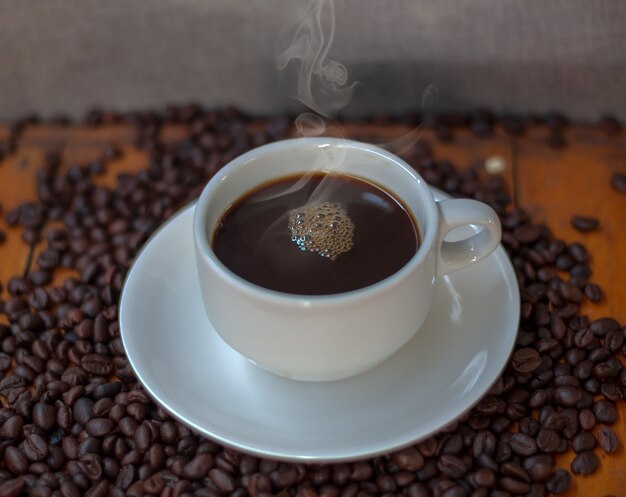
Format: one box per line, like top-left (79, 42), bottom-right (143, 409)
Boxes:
top-left (120, 189), bottom-right (520, 462)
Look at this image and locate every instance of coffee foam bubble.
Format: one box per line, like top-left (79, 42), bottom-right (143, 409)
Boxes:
top-left (288, 201), bottom-right (354, 260)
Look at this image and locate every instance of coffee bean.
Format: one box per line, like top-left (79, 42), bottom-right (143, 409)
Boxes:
top-left (86, 418), bottom-right (114, 437)
top-left (578, 409), bottom-right (596, 431)
top-left (81, 354), bottom-right (113, 375)
top-left (570, 450), bottom-right (598, 475)
top-left (602, 381), bottom-right (622, 403)
top-left (584, 283), bottom-right (603, 302)
top-left (439, 433), bottom-right (463, 455)
top-left (571, 432), bottom-right (596, 453)
top-left (72, 398), bottom-right (94, 426)
top-left (21, 433), bottom-right (49, 462)
top-left (559, 408), bottom-right (579, 440)
top-left (209, 468), bottom-right (236, 492)
top-left (546, 469), bottom-right (571, 493)
top-left (437, 454), bottom-right (468, 478)
top-left (134, 423), bottom-right (152, 452)
top-left (0, 477), bottom-right (25, 497)
top-left (3, 446), bottom-right (28, 475)
top-left (93, 382), bottom-right (122, 400)
top-left (570, 215), bottom-right (599, 232)
top-left (0, 353), bottom-right (11, 372)
top-left (536, 429), bottom-right (560, 453)
top-left (183, 453), bottom-right (214, 480)
top-left (0, 415), bottom-right (23, 439)
top-left (509, 434), bottom-right (537, 456)
top-left (513, 225), bottom-right (544, 244)
top-left (391, 448), bottom-right (424, 471)
top-left (605, 330), bottom-right (624, 352)
top-left (590, 317), bottom-right (619, 337)
top-left (522, 454), bottom-right (554, 482)
top-left (32, 402), bottom-right (56, 431)
top-left (511, 348), bottom-right (541, 373)
top-left (499, 477), bottom-right (530, 495)
top-left (472, 431), bottom-right (496, 458)
top-left (597, 427), bottom-right (619, 454)
top-left (553, 386), bottom-right (582, 407)
top-left (593, 399), bottom-right (617, 424)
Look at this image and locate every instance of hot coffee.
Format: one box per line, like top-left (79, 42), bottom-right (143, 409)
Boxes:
top-left (211, 172), bottom-right (419, 295)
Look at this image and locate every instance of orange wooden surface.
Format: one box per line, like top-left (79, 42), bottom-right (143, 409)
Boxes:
top-left (0, 122), bottom-right (625, 496)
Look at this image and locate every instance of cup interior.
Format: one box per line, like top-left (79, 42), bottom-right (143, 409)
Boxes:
top-left (195, 138), bottom-right (438, 294)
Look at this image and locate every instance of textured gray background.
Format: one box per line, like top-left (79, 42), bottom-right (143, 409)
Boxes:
top-left (0, 0), bottom-right (625, 121)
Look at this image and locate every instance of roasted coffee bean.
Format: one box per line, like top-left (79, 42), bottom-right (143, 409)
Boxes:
top-left (0, 353), bottom-right (11, 372)
top-left (578, 409), bottom-right (596, 431)
top-left (72, 398), bottom-right (94, 426)
top-left (32, 402), bottom-right (56, 431)
top-left (499, 477), bottom-right (530, 495)
top-left (472, 431), bottom-right (496, 458)
top-left (81, 354), bottom-right (113, 375)
top-left (593, 399), bottom-right (617, 424)
top-left (134, 423), bottom-right (152, 452)
top-left (513, 225), bottom-right (544, 244)
top-left (571, 432), bottom-right (596, 453)
top-left (519, 417), bottom-right (540, 437)
top-left (561, 409), bottom-right (579, 439)
top-left (570, 215), bottom-right (599, 232)
top-left (437, 454), bottom-right (468, 478)
top-left (584, 283), bottom-right (603, 302)
top-left (86, 418), bottom-right (114, 437)
top-left (511, 348), bottom-right (541, 373)
top-left (605, 330), bottom-right (624, 352)
top-left (553, 386), bottom-right (582, 407)
top-left (21, 433), bottom-right (49, 462)
top-left (597, 427), bottom-right (619, 454)
top-left (0, 415), bottom-right (23, 439)
top-left (536, 429), bottom-right (560, 453)
top-left (439, 433), bottom-right (463, 455)
top-left (209, 468), bottom-right (236, 492)
top-left (509, 434), bottom-right (537, 456)
top-left (3, 446), bottom-right (28, 475)
top-left (546, 469), bottom-right (571, 494)
top-left (391, 448), bottom-right (424, 471)
top-left (522, 454), bottom-right (554, 482)
top-left (0, 477), bottom-right (25, 497)
top-left (93, 382), bottom-right (122, 400)
top-left (590, 317), bottom-right (619, 337)
top-left (570, 450), bottom-right (598, 475)
top-left (588, 347), bottom-right (610, 364)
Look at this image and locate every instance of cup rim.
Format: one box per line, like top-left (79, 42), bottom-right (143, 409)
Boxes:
top-left (193, 137), bottom-right (438, 306)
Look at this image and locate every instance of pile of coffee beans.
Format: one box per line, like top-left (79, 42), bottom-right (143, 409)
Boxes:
top-left (0, 107), bottom-right (624, 497)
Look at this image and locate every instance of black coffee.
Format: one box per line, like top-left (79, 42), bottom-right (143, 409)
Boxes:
top-left (211, 172), bottom-right (419, 295)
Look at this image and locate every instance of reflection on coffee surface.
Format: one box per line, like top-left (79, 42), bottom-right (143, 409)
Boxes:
top-left (211, 172), bottom-right (419, 295)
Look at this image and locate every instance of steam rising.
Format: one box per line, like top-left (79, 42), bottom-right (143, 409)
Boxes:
top-left (276, 0), bottom-right (356, 118)
top-left (271, 0), bottom-right (432, 261)
top-left (272, 0), bottom-right (361, 260)
top-left (294, 112), bottom-right (326, 137)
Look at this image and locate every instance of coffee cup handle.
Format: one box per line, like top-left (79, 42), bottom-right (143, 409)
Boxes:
top-left (435, 199), bottom-right (502, 276)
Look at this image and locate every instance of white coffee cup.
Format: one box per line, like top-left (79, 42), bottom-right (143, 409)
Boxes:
top-left (193, 138), bottom-right (501, 381)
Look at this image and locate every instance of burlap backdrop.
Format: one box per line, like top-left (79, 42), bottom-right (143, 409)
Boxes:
top-left (1, 0), bottom-right (624, 121)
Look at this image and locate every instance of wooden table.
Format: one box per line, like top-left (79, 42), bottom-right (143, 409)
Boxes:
top-left (1, 122), bottom-right (625, 496)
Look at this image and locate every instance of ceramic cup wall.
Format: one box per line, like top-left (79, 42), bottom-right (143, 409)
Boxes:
top-left (193, 138), bottom-right (501, 381)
